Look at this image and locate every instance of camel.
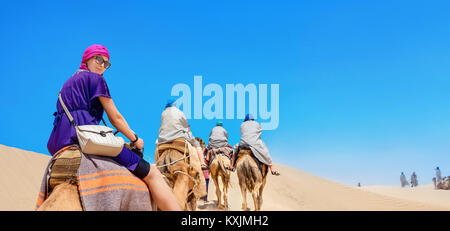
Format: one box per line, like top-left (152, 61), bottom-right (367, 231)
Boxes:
top-left (235, 149), bottom-right (268, 211)
top-left (156, 143), bottom-right (200, 211)
top-left (433, 176), bottom-right (450, 190)
top-left (198, 137), bottom-right (232, 210)
top-left (201, 137), bottom-right (232, 210)
top-left (38, 181), bottom-right (83, 211)
top-left (209, 154), bottom-right (231, 210)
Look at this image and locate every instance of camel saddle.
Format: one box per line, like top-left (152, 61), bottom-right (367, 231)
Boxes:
top-left (156, 138), bottom-right (190, 159)
top-left (156, 138), bottom-right (207, 199)
top-left (49, 144), bottom-right (142, 193)
top-left (206, 145), bottom-right (233, 165)
top-left (49, 145), bottom-right (82, 193)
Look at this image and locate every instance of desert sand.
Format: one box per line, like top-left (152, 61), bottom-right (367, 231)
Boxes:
top-left (360, 185), bottom-right (450, 210)
top-left (0, 144), bottom-right (51, 210)
top-left (1, 144), bottom-right (449, 211)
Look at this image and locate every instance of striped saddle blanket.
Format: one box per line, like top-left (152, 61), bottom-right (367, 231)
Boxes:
top-left (36, 145), bottom-right (153, 211)
top-left (206, 145), bottom-right (233, 165)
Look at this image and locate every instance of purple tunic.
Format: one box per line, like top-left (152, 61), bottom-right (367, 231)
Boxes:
top-left (47, 69), bottom-right (142, 172)
top-left (47, 69), bottom-right (111, 155)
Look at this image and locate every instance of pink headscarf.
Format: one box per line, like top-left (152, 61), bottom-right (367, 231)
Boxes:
top-left (79, 44), bottom-right (110, 71)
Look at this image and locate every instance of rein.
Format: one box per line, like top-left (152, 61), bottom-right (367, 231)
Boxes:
top-left (173, 170), bottom-right (199, 198)
top-left (156, 141), bottom-right (200, 201)
top-left (156, 141), bottom-right (188, 169)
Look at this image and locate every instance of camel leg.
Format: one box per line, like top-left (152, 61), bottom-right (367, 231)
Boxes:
top-left (187, 194), bottom-right (197, 211)
top-left (38, 182), bottom-right (82, 211)
top-left (252, 178), bottom-right (262, 211)
top-left (222, 157), bottom-right (231, 210)
top-left (239, 179), bottom-right (248, 211)
top-left (257, 187), bottom-right (263, 210)
top-left (258, 183), bottom-right (266, 210)
top-left (223, 175), bottom-right (229, 210)
top-left (258, 175), bottom-right (267, 210)
top-left (218, 175), bottom-right (224, 210)
top-left (213, 174), bottom-right (223, 210)
top-left (251, 188), bottom-right (259, 211)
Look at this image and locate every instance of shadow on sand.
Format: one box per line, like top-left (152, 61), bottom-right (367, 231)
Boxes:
top-left (197, 200), bottom-right (224, 211)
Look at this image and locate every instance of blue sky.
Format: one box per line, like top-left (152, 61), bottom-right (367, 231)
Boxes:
top-left (1, 0), bottom-right (449, 186)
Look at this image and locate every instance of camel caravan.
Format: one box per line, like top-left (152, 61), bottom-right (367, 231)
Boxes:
top-left (39, 96), bottom-right (280, 211)
top-left (38, 45), bottom-right (279, 211)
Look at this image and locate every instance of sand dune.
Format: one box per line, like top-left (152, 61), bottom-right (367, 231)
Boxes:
top-left (360, 185), bottom-right (450, 210)
top-left (201, 164), bottom-right (450, 211)
top-left (0, 144), bottom-right (51, 211)
top-left (1, 144), bottom-right (449, 211)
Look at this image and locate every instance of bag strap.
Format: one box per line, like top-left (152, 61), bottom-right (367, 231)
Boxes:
top-left (59, 92), bottom-right (109, 127)
top-left (58, 92), bottom-right (77, 127)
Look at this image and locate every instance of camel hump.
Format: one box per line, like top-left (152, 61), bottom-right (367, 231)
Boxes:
top-left (237, 149), bottom-right (266, 177)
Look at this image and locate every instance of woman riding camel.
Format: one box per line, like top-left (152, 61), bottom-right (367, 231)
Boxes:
top-left (47, 44), bottom-right (180, 211)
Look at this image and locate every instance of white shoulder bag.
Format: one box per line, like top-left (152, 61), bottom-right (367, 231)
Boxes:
top-left (58, 92), bottom-right (124, 157)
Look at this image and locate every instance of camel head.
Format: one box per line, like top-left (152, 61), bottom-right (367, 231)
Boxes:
top-left (195, 137), bottom-right (206, 150)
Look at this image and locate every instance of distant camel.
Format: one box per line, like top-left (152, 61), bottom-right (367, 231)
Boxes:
top-left (236, 149), bottom-right (268, 211)
top-left (433, 176), bottom-right (450, 190)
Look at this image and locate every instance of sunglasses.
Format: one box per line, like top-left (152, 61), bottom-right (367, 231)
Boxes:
top-left (94, 56), bottom-right (111, 69)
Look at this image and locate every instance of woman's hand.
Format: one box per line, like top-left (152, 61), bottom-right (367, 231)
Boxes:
top-left (134, 138), bottom-right (144, 150)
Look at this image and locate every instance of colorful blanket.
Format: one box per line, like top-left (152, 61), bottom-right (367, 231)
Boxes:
top-left (36, 145), bottom-right (153, 211)
top-left (206, 145), bottom-right (234, 165)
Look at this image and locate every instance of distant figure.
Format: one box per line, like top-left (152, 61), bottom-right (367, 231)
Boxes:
top-left (410, 172), bottom-right (418, 187)
top-left (400, 172), bottom-right (409, 187)
top-left (435, 167), bottom-right (442, 182)
top-left (357, 182), bottom-right (361, 187)
top-left (195, 137), bottom-right (209, 203)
